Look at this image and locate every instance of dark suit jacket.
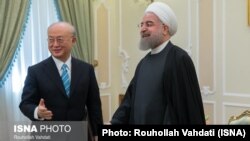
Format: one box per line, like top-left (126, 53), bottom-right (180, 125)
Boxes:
top-left (19, 56), bottom-right (103, 135)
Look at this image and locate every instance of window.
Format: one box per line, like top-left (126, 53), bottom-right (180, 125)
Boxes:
top-left (0, 0), bottom-right (59, 139)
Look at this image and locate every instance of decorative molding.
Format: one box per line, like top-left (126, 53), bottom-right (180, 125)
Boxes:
top-left (195, 0), bottom-right (200, 77)
top-left (222, 0), bottom-right (226, 97)
top-left (224, 92), bottom-right (250, 98)
top-left (99, 82), bottom-right (108, 89)
top-left (119, 49), bottom-right (130, 88)
top-left (100, 93), bottom-right (112, 122)
top-left (118, 0), bottom-right (131, 89)
top-left (201, 86), bottom-right (215, 96)
top-left (203, 100), bottom-right (216, 124)
top-left (133, 0), bottom-right (153, 6)
top-left (187, 0), bottom-right (192, 57)
top-left (197, 0), bottom-right (217, 97)
top-left (94, 2), bottom-right (111, 90)
top-left (211, 0), bottom-right (217, 96)
top-left (248, 0), bottom-right (250, 26)
top-left (222, 0), bottom-right (250, 97)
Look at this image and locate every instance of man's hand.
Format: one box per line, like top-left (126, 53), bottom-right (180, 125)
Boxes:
top-left (104, 122), bottom-right (111, 125)
top-left (93, 136), bottom-right (98, 141)
top-left (37, 98), bottom-right (53, 120)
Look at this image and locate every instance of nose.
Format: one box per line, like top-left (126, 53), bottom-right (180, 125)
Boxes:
top-left (140, 26), bottom-right (147, 34)
top-left (50, 40), bottom-right (60, 46)
top-left (140, 24), bottom-right (147, 32)
top-left (54, 41), bottom-right (60, 46)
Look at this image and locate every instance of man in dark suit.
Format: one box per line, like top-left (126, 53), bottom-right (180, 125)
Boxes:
top-left (19, 21), bottom-right (103, 140)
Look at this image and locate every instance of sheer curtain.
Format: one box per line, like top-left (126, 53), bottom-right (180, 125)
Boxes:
top-left (0, 0), bottom-right (58, 139)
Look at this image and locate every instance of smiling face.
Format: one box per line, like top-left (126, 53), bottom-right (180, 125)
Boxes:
top-left (47, 22), bottom-right (76, 62)
top-left (139, 12), bottom-right (170, 50)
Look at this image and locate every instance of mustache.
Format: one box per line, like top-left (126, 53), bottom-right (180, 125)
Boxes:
top-left (141, 33), bottom-right (150, 38)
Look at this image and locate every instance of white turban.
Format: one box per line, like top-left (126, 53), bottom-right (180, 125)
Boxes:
top-left (145, 2), bottom-right (178, 36)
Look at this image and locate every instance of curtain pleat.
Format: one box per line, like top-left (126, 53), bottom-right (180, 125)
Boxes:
top-left (0, 0), bottom-right (31, 87)
top-left (54, 0), bottom-right (94, 64)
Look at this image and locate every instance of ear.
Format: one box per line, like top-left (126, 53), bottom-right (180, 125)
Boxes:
top-left (162, 24), bottom-right (169, 36)
top-left (72, 36), bottom-right (77, 43)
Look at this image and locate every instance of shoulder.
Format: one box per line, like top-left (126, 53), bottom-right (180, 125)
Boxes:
top-left (170, 44), bottom-right (189, 57)
top-left (165, 43), bottom-right (196, 70)
top-left (72, 57), bottom-right (93, 67)
top-left (168, 43), bottom-right (192, 62)
top-left (28, 57), bottom-right (52, 70)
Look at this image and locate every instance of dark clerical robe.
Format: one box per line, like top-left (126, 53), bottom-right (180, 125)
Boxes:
top-left (111, 41), bottom-right (206, 124)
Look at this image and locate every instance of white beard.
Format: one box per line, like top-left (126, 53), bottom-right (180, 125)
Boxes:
top-left (139, 29), bottom-right (163, 51)
top-left (139, 38), bottom-right (152, 51)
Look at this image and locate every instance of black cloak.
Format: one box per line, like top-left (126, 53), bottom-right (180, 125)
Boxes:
top-left (111, 41), bottom-right (206, 124)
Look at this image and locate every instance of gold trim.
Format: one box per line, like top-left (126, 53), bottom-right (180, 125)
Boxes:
top-left (92, 60), bottom-right (98, 68)
top-left (228, 110), bottom-right (250, 124)
top-left (248, 0), bottom-right (250, 26)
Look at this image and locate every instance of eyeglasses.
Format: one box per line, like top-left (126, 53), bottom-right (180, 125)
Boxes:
top-left (47, 36), bottom-right (73, 44)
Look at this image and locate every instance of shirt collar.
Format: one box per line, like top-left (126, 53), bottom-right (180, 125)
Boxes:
top-left (151, 40), bottom-right (169, 54)
top-left (52, 55), bottom-right (72, 71)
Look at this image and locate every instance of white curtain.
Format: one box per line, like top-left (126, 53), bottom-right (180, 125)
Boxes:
top-left (0, 0), bottom-right (58, 140)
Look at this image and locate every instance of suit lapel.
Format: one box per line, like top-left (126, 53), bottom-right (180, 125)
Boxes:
top-left (43, 57), bottom-right (67, 96)
top-left (70, 58), bottom-right (81, 97)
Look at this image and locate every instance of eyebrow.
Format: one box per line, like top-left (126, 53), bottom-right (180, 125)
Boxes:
top-left (140, 20), bottom-right (154, 24)
top-left (48, 36), bottom-right (64, 38)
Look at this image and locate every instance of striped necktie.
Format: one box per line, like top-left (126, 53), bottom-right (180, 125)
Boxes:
top-left (61, 64), bottom-right (70, 96)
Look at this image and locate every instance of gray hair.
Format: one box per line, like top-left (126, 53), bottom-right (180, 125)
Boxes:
top-left (48, 21), bottom-right (76, 36)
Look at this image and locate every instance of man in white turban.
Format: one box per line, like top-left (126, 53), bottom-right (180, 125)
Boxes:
top-left (111, 2), bottom-right (205, 124)
top-left (139, 2), bottom-right (178, 51)
top-left (145, 1), bottom-right (178, 36)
